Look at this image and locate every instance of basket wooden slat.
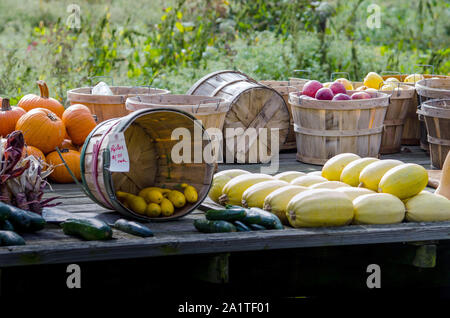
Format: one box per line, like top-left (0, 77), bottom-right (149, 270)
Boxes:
top-left (289, 92), bottom-right (389, 165)
top-left (79, 108), bottom-right (214, 221)
top-left (67, 86), bottom-right (169, 123)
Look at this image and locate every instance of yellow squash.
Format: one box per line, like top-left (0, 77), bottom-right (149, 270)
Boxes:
top-left (125, 194), bottom-right (147, 215)
top-left (322, 153), bottom-right (361, 181)
top-left (161, 198), bottom-right (175, 217)
top-left (181, 184), bottom-right (198, 203)
top-left (219, 173), bottom-right (274, 206)
top-left (167, 190), bottom-right (186, 208)
top-left (263, 185), bottom-right (308, 225)
top-left (405, 191), bottom-right (450, 222)
top-left (307, 171), bottom-right (323, 176)
top-left (290, 175), bottom-right (327, 187)
top-left (146, 203), bottom-right (162, 217)
top-left (241, 180), bottom-right (289, 208)
top-left (378, 163), bottom-right (428, 200)
top-left (208, 169), bottom-right (251, 203)
top-left (353, 193), bottom-right (405, 225)
top-left (340, 157), bottom-right (379, 186)
top-left (335, 187), bottom-right (375, 201)
top-left (359, 159), bottom-right (403, 191)
top-left (309, 181), bottom-right (351, 189)
top-left (274, 171), bottom-right (306, 182)
top-left (286, 189), bottom-right (354, 228)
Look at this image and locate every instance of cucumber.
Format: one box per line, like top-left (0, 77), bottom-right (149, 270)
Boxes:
top-left (0, 230), bottom-right (26, 246)
top-left (205, 208), bottom-right (247, 221)
top-left (249, 224), bottom-right (267, 231)
top-left (0, 220), bottom-right (15, 232)
top-left (248, 208), bottom-right (284, 230)
top-left (0, 202), bottom-right (11, 221)
top-left (225, 204), bottom-right (241, 209)
top-left (233, 221), bottom-right (251, 232)
top-left (241, 208), bottom-right (262, 224)
top-left (194, 219), bottom-right (237, 233)
top-left (113, 219), bottom-right (154, 238)
top-left (61, 218), bottom-right (112, 241)
top-left (8, 206), bottom-right (46, 232)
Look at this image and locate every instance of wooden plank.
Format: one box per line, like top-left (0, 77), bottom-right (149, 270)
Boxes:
top-left (1, 219), bottom-right (450, 267)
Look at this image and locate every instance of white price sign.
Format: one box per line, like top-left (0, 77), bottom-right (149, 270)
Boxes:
top-left (108, 132), bottom-right (130, 172)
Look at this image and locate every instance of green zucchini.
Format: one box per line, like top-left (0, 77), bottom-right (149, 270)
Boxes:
top-left (113, 219), bottom-right (154, 237)
top-left (205, 208), bottom-right (247, 221)
top-left (233, 221), bottom-right (251, 232)
top-left (0, 230), bottom-right (26, 246)
top-left (241, 208), bottom-right (262, 224)
top-left (194, 219), bottom-right (237, 233)
top-left (248, 208), bottom-right (284, 230)
top-left (249, 224), bottom-right (267, 231)
top-left (8, 206), bottom-right (46, 232)
top-left (0, 202), bottom-right (11, 221)
top-left (61, 218), bottom-right (112, 241)
top-left (0, 220), bottom-right (15, 232)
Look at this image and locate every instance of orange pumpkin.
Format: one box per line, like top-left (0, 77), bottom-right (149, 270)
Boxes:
top-left (60, 139), bottom-right (78, 151)
top-left (62, 104), bottom-right (97, 146)
top-left (46, 149), bottom-right (81, 183)
top-left (16, 108), bottom-right (65, 154)
top-left (18, 80), bottom-right (65, 118)
top-left (0, 98), bottom-right (26, 137)
top-left (23, 145), bottom-right (46, 162)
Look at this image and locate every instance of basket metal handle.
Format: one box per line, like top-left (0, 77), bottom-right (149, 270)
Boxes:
top-left (193, 99), bottom-right (221, 113)
top-left (131, 85), bottom-right (155, 95)
top-left (380, 70), bottom-right (401, 76)
top-left (330, 72), bottom-right (350, 81)
top-left (289, 69), bottom-right (311, 87)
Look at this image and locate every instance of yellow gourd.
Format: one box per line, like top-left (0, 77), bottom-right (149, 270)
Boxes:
top-left (322, 153), bottom-right (361, 181)
top-left (378, 163), bottom-right (428, 200)
top-left (340, 157), bottom-right (379, 187)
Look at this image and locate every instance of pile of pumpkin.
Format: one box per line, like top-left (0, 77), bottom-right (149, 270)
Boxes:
top-left (0, 81), bottom-right (96, 183)
top-left (209, 154), bottom-right (450, 228)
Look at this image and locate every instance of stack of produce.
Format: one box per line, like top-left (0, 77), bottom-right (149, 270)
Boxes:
top-left (0, 81), bottom-right (98, 184)
top-left (116, 184), bottom-right (198, 218)
top-left (300, 79), bottom-right (374, 101)
top-left (207, 155), bottom-right (450, 229)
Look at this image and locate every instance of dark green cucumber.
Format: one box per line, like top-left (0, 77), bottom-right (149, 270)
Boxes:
top-left (113, 219), bottom-right (153, 237)
top-left (0, 202), bottom-right (11, 221)
top-left (8, 206), bottom-right (46, 232)
top-left (233, 221), bottom-right (251, 232)
top-left (248, 208), bottom-right (283, 230)
top-left (225, 204), bottom-right (241, 209)
top-left (205, 208), bottom-right (247, 221)
top-left (61, 218), bottom-right (112, 241)
top-left (241, 208), bottom-right (262, 224)
top-left (249, 224), bottom-right (267, 231)
top-left (0, 220), bottom-right (15, 232)
top-left (0, 230), bottom-right (26, 246)
top-left (194, 219), bottom-right (237, 233)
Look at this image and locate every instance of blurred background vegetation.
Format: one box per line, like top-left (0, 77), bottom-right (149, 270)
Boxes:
top-left (0, 0), bottom-right (449, 104)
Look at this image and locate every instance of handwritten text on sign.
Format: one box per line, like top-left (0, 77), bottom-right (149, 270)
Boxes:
top-left (108, 132), bottom-right (130, 172)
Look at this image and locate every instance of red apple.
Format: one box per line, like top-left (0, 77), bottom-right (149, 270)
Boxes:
top-left (330, 82), bottom-right (347, 95)
top-left (333, 93), bottom-right (351, 101)
top-left (315, 87), bottom-right (334, 100)
top-left (351, 92), bottom-right (371, 100)
top-left (302, 80), bottom-right (323, 98)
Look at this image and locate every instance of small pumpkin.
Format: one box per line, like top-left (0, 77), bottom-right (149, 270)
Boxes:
top-left (18, 80), bottom-right (65, 118)
top-left (0, 98), bottom-right (26, 137)
top-left (16, 108), bottom-right (66, 154)
top-left (60, 139), bottom-right (78, 151)
top-left (62, 104), bottom-right (97, 145)
top-left (23, 145), bottom-right (46, 162)
top-left (46, 149), bottom-right (81, 183)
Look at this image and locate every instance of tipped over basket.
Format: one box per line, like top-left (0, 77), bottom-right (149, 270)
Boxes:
top-left (80, 108), bottom-right (215, 221)
top-left (289, 92), bottom-right (390, 165)
top-left (67, 86), bottom-right (169, 123)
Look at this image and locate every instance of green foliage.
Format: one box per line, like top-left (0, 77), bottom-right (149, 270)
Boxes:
top-left (0, 0), bottom-right (448, 101)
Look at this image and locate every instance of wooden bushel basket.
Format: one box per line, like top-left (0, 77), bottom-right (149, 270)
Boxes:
top-left (379, 85), bottom-right (416, 154)
top-left (67, 86), bottom-right (169, 123)
top-left (289, 92), bottom-right (389, 165)
top-left (260, 80), bottom-right (306, 151)
top-left (416, 78), bottom-right (450, 152)
top-left (125, 94), bottom-right (230, 131)
top-left (417, 99), bottom-right (450, 169)
top-left (79, 108), bottom-right (215, 221)
top-left (187, 70), bottom-right (290, 163)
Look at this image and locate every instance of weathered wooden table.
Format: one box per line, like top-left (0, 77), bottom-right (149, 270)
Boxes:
top-left (1, 146), bottom-right (450, 296)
